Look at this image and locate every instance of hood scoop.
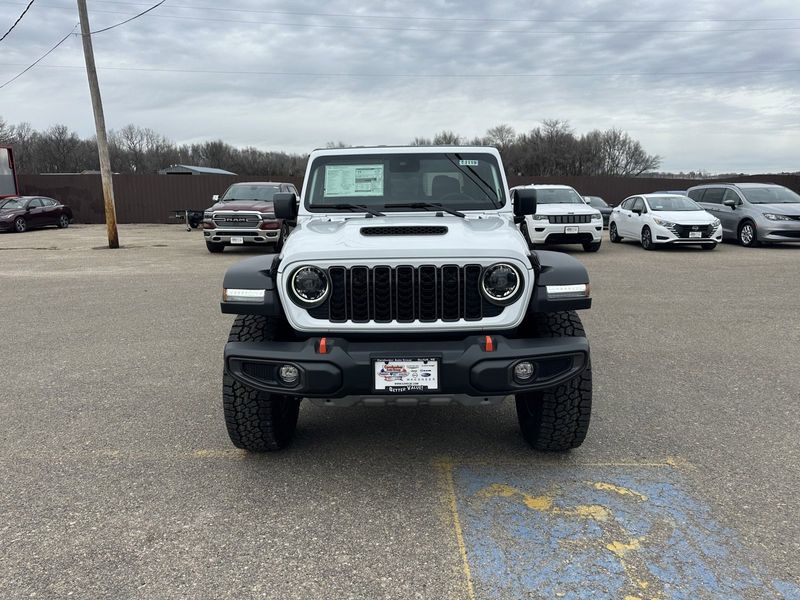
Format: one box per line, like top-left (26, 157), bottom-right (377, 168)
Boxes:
top-left (360, 226), bottom-right (448, 236)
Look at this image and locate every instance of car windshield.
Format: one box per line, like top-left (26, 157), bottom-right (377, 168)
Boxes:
top-left (646, 196), bottom-right (702, 211)
top-left (221, 184), bottom-right (280, 202)
top-left (585, 196), bottom-right (608, 208)
top-left (741, 187), bottom-right (800, 204)
top-left (535, 189), bottom-right (585, 204)
top-left (0, 199), bottom-right (22, 210)
top-left (305, 152), bottom-right (504, 212)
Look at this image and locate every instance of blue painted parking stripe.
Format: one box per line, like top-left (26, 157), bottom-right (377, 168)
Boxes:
top-left (451, 465), bottom-right (799, 600)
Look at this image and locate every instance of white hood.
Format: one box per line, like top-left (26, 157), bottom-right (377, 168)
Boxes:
top-left (652, 210), bottom-right (716, 224)
top-left (278, 213), bottom-right (531, 269)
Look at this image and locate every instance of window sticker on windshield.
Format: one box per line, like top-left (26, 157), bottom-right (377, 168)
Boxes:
top-left (324, 165), bottom-right (384, 197)
top-left (459, 159), bottom-right (479, 167)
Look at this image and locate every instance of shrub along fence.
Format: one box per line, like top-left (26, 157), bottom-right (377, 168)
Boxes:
top-left (18, 173), bottom-right (800, 224)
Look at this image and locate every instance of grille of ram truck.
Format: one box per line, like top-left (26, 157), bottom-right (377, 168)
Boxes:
top-left (212, 213), bottom-right (261, 228)
top-left (307, 265), bottom-right (504, 323)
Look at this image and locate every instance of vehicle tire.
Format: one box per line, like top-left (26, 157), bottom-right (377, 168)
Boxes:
top-left (206, 241), bottom-right (225, 253)
top-left (738, 221), bottom-right (759, 247)
top-left (519, 220), bottom-right (534, 248)
top-left (13, 216), bottom-right (27, 233)
top-left (57, 214), bottom-right (70, 229)
top-left (609, 222), bottom-right (622, 243)
top-left (582, 241), bottom-right (601, 252)
top-left (223, 314), bottom-right (301, 452)
top-left (641, 226), bottom-right (655, 250)
top-left (701, 243), bottom-right (717, 251)
top-left (515, 311), bottom-right (592, 451)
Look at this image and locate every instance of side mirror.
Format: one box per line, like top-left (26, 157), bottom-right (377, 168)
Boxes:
top-left (512, 188), bottom-right (537, 224)
top-left (274, 192), bottom-right (298, 220)
top-left (212, 194), bottom-right (219, 201)
top-left (722, 199), bottom-right (737, 209)
top-left (632, 208), bottom-right (642, 215)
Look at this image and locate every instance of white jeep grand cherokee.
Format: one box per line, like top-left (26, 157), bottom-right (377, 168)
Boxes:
top-left (513, 184), bottom-right (603, 252)
top-left (218, 146), bottom-right (595, 452)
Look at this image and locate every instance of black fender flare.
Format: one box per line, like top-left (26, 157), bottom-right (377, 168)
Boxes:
top-left (528, 250), bottom-right (592, 313)
top-left (220, 255), bottom-right (284, 316)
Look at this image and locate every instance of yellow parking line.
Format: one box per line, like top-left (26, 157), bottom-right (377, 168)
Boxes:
top-left (436, 458), bottom-right (476, 600)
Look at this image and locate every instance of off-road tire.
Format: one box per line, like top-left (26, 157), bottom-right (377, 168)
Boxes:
top-left (583, 241), bottom-right (601, 252)
top-left (206, 241), bottom-right (225, 253)
top-left (223, 314), bottom-right (301, 452)
top-left (738, 220), bottom-right (759, 247)
top-left (609, 222), bottom-right (622, 243)
top-left (515, 311), bottom-right (592, 451)
top-left (57, 214), bottom-right (70, 228)
top-left (701, 243), bottom-right (717, 251)
top-left (641, 226), bottom-right (655, 250)
top-left (13, 216), bottom-right (27, 233)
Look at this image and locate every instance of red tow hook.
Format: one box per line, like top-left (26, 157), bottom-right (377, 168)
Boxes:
top-left (483, 335), bottom-right (495, 352)
top-left (318, 337), bottom-right (329, 354)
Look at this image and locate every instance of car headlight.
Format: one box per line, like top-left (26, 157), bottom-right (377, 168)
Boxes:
top-left (653, 218), bottom-right (674, 227)
top-left (260, 212), bottom-right (276, 220)
top-left (0, 213), bottom-right (13, 221)
top-left (289, 265), bottom-right (330, 306)
top-left (531, 214), bottom-right (549, 221)
top-left (223, 288), bottom-right (265, 303)
top-left (203, 212), bottom-right (213, 219)
top-left (480, 263), bottom-right (522, 305)
top-left (763, 213), bottom-right (792, 221)
top-left (711, 218), bottom-right (721, 228)
top-left (591, 213), bottom-right (602, 220)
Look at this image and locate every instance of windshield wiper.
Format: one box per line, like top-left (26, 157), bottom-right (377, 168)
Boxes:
top-left (330, 203), bottom-right (385, 217)
top-left (384, 202), bottom-right (465, 218)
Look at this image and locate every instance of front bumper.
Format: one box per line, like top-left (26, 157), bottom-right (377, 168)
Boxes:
top-left (528, 220), bottom-right (603, 244)
top-left (225, 333), bottom-right (590, 401)
top-left (653, 223), bottom-right (722, 244)
top-left (759, 220), bottom-right (800, 242)
top-left (204, 228), bottom-right (280, 244)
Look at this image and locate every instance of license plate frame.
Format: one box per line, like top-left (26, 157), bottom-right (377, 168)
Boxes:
top-left (230, 236), bottom-right (244, 244)
top-left (688, 231), bottom-right (702, 238)
top-left (372, 357), bottom-right (440, 393)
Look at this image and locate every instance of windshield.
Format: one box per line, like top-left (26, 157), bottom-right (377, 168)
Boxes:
top-left (741, 187), bottom-right (800, 204)
top-left (221, 184), bottom-right (280, 202)
top-left (646, 196), bottom-right (702, 211)
top-left (536, 189), bottom-right (585, 204)
top-left (305, 152), bottom-right (504, 212)
top-left (0, 199), bottom-right (22, 210)
top-left (585, 196), bottom-right (608, 208)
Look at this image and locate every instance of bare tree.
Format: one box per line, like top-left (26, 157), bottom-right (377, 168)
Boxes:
top-left (432, 130), bottom-right (462, 145)
top-left (485, 124), bottom-right (515, 148)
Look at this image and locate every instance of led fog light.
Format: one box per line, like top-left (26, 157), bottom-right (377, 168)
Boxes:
top-left (513, 361), bottom-right (535, 382)
top-left (278, 364), bottom-right (300, 385)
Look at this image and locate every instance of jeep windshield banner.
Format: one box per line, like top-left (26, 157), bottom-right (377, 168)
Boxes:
top-left (0, 148), bottom-right (17, 197)
top-left (324, 165), bottom-right (384, 197)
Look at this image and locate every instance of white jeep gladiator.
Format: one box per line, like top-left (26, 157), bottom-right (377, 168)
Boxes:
top-left (219, 146), bottom-right (593, 451)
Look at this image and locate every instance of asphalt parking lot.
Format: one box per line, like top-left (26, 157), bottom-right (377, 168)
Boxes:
top-left (1, 224), bottom-right (798, 599)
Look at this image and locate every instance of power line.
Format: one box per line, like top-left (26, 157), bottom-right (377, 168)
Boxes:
top-left (2, 62), bottom-right (798, 79)
top-left (1, 0), bottom-right (36, 43)
top-left (89, 0), bottom-right (166, 34)
top-left (36, 0), bottom-right (800, 24)
top-left (0, 27), bottom-right (75, 90)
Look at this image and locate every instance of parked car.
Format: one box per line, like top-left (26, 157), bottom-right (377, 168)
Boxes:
top-left (583, 195), bottom-right (612, 227)
top-left (609, 194), bottom-right (722, 250)
top-left (513, 184), bottom-right (603, 252)
top-left (655, 190), bottom-right (688, 195)
top-left (687, 183), bottom-right (800, 247)
top-left (202, 182), bottom-right (299, 253)
top-left (0, 196), bottom-right (73, 233)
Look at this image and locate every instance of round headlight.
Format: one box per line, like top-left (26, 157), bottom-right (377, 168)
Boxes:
top-left (290, 266), bottom-right (329, 306)
top-left (481, 263), bottom-right (521, 304)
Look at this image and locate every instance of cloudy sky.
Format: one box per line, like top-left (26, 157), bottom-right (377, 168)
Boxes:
top-left (1, 0), bottom-right (798, 173)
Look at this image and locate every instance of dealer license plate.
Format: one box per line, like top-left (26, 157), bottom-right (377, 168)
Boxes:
top-left (688, 231), bottom-right (702, 238)
top-left (373, 358), bottom-right (439, 393)
top-left (231, 236), bottom-right (244, 244)
top-left (565, 226), bottom-right (579, 234)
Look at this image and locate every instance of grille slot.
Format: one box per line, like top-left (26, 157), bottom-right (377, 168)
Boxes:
top-left (548, 214), bottom-right (591, 224)
top-left (361, 226), bottom-right (448, 236)
top-left (307, 265), bottom-right (507, 323)
top-left (670, 224), bottom-right (714, 238)
top-left (212, 212), bottom-right (261, 228)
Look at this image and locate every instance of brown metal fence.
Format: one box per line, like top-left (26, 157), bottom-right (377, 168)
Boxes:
top-left (18, 173), bottom-right (800, 224)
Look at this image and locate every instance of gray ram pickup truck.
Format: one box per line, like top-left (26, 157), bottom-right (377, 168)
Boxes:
top-left (218, 146), bottom-right (593, 452)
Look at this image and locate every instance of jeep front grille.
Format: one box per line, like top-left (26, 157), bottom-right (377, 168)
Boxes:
top-left (307, 265), bottom-right (504, 323)
top-left (548, 214), bottom-right (591, 224)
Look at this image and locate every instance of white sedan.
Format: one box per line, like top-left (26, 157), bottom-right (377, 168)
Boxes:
top-left (609, 194), bottom-right (723, 250)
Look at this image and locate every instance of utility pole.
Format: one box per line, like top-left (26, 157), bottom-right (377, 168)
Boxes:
top-left (77, 0), bottom-right (119, 248)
